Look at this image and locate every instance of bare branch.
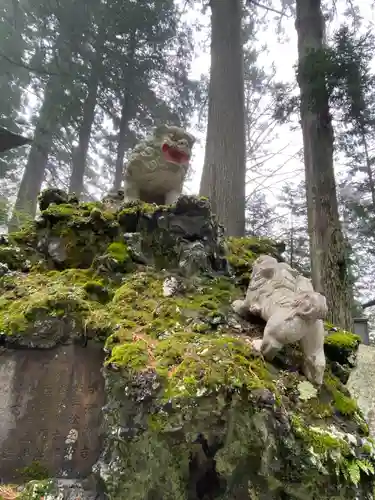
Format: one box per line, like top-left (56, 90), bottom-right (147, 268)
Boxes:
top-left (246, 0), bottom-right (291, 18)
top-left (0, 52), bottom-right (62, 76)
top-left (250, 213), bottom-right (289, 232)
top-left (362, 299), bottom-right (375, 309)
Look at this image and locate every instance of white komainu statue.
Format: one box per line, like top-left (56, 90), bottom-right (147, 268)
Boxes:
top-left (232, 255), bottom-right (328, 385)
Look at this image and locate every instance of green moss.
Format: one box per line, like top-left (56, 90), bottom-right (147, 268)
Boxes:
top-left (84, 280), bottom-right (111, 302)
top-left (291, 414), bottom-right (350, 455)
top-left (107, 242), bottom-right (130, 263)
top-left (18, 461), bottom-right (50, 481)
top-left (0, 245), bottom-right (26, 270)
top-left (117, 201), bottom-right (165, 232)
top-left (324, 327), bottom-right (361, 372)
top-left (325, 373), bottom-right (358, 416)
top-left (157, 334), bottom-right (276, 400)
top-left (99, 270), bottom-right (274, 403)
top-left (21, 200), bottom-right (119, 268)
top-left (324, 331), bottom-right (361, 349)
top-left (106, 340), bottom-right (150, 371)
top-left (0, 269), bottom-right (112, 338)
top-left (118, 201), bottom-right (166, 216)
top-left (2, 215), bottom-right (371, 498)
top-left (301, 398), bottom-right (334, 419)
top-left (226, 236), bottom-right (282, 286)
top-left (80, 201), bottom-right (106, 212)
top-left (105, 273), bottom-right (238, 343)
top-left (41, 203), bottom-right (81, 220)
top-left (9, 221), bottom-right (38, 246)
top-left (39, 200), bottom-right (113, 222)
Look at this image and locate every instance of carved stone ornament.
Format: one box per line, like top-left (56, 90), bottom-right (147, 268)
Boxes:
top-left (123, 124), bottom-right (196, 206)
top-left (232, 254), bottom-right (328, 385)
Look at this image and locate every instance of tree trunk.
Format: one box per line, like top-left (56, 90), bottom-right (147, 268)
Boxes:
top-left (295, 0), bottom-right (353, 330)
top-left (199, 0), bottom-right (246, 237)
top-left (8, 78), bottom-right (61, 231)
top-left (113, 93), bottom-right (132, 191)
top-left (113, 33), bottom-right (137, 191)
top-left (361, 128), bottom-right (375, 207)
top-left (69, 73), bottom-right (99, 196)
top-left (68, 31), bottom-right (104, 196)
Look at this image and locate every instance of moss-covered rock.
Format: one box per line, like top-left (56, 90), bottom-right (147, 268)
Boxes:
top-left (11, 477), bottom-right (96, 500)
top-left (0, 268), bottom-right (111, 347)
top-left (226, 236), bottom-right (284, 288)
top-left (0, 244), bottom-right (30, 272)
top-left (324, 322), bottom-right (362, 384)
top-left (1, 189), bottom-right (374, 500)
top-left (98, 323), bottom-right (375, 500)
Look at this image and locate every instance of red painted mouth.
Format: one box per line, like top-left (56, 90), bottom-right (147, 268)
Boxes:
top-left (162, 143), bottom-right (190, 164)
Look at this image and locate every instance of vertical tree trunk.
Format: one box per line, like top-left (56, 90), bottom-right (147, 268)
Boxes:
top-left (199, 0), bottom-right (246, 237)
top-left (360, 129), bottom-right (375, 207)
top-left (68, 71), bottom-right (99, 195)
top-left (68, 24), bottom-right (107, 196)
top-left (113, 93), bottom-right (132, 191)
top-left (113, 34), bottom-right (137, 191)
top-left (295, 0), bottom-right (353, 330)
top-left (8, 78), bottom-right (61, 231)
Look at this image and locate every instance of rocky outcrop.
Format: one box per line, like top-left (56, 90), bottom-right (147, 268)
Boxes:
top-left (348, 344), bottom-right (375, 437)
top-left (0, 189), bottom-right (374, 500)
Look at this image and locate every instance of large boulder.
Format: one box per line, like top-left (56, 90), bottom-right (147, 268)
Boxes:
top-left (0, 189), bottom-right (374, 500)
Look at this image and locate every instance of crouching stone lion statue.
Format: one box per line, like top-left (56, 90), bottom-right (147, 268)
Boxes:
top-left (123, 124), bottom-right (196, 205)
top-left (232, 255), bottom-right (328, 385)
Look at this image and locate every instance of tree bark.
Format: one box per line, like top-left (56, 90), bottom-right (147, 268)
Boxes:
top-left (68, 71), bottom-right (99, 196)
top-left (113, 33), bottom-right (137, 191)
top-left (360, 128), bottom-right (375, 208)
top-left (295, 0), bottom-right (353, 330)
top-left (8, 77), bottom-right (61, 231)
top-left (113, 92), bottom-right (133, 191)
top-left (199, 0), bottom-right (246, 237)
top-left (68, 28), bottom-right (106, 196)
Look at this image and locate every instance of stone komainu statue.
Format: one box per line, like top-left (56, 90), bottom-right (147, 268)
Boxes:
top-left (232, 254), bottom-right (328, 385)
top-left (123, 124), bottom-right (196, 205)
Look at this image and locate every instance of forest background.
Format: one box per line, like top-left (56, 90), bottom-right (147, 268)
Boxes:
top-left (1, 0), bottom-right (375, 332)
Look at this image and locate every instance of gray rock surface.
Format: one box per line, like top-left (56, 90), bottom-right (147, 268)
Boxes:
top-left (347, 344), bottom-right (375, 436)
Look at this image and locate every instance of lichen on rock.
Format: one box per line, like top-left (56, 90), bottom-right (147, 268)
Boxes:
top-left (1, 188), bottom-right (374, 500)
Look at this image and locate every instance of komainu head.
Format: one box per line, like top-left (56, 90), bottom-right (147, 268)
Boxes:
top-left (292, 291), bottom-right (328, 321)
top-left (153, 124), bottom-right (196, 167)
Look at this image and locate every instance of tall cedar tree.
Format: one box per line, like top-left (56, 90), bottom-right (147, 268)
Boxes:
top-left (9, 28), bottom-right (75, 230)
top-left (0, 0), bottom-right (31, 187)
top-left (295, 0), bottom-right (352, 329)
top-left (199, 0), bottom-right (246, 237)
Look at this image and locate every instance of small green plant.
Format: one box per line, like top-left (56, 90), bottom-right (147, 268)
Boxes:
top-left (17, 460), bottom-right (49, 481)
top-left (338, 457), bottom-right (374, 486)
top-left (19, 479), bottom-right (54, 500)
